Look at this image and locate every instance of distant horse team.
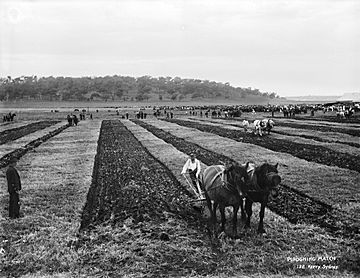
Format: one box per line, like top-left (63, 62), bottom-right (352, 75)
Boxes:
top-left (201, 161), bottom-right (281, 237)
top-left (242, 119), bottom-right (275, 136)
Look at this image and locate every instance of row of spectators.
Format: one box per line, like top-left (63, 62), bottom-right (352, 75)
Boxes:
top-left (152, 102), bottom-right (359, 119)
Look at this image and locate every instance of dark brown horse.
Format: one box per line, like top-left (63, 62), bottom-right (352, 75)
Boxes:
top-left (241, 162), bottom-right (281, 233)
top-left (202, 162), bottom-right (249, 236)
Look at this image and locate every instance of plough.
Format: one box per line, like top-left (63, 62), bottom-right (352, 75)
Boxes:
top-left (182, 173), bottom-right (206, 202)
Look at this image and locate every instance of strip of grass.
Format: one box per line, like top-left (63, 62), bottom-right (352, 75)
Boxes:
top-left (0, 120), bottom-right (101, 277)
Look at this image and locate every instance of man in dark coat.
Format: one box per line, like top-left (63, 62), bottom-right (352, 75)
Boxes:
top-left (6, 157), bottom-right (22, 219)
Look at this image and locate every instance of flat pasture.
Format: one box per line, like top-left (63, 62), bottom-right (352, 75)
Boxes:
top-left (0, 107), bottom-right (359, 277)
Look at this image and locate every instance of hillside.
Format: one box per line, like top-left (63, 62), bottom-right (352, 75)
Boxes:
top-left (0, 75), bottom-right (278, 103)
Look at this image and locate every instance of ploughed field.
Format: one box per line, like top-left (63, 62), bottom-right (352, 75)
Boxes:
top-left (1, 111), bottom-right (359, 277)
top-left (79, 116), bottom-right (359, 276)
top-left (80, 120), bottom-right (196, 228)
top-left (132, 119), bottom-right (358, 239)
top-left (80, 120), bottom-right (219, 276)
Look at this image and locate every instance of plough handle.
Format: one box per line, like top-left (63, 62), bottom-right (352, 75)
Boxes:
top-left (182, 173), bottom-right (202, 198)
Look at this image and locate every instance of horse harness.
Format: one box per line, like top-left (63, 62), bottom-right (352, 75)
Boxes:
top-left (206, 164), bottom-right (278, 197)
top-left (206, 168), bottom-right (240, 194)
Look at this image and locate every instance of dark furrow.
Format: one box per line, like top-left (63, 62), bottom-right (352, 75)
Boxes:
top-left (132, 119), bottom-right (359, 240)
top-left (272, 130), bottom-right (360, 148)
top-left (276, 122), bottom-right (360, 137)
top-left (271, 115), bottom-right (360, 125)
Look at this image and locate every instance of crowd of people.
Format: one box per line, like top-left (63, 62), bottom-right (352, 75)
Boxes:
top-left (88, 101), bottom-right (358, 121)
top-left (152, 102), bottom-right (359, 120)
top-left (66, 112), bottom-right (93, 125)
top-left (136, 111), bottom-right (147, 119)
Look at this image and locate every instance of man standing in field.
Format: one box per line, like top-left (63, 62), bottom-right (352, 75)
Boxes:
top-left (6, 157), bottom-right (22, 219)
top-left (181, 153), bottom-right (203, 198)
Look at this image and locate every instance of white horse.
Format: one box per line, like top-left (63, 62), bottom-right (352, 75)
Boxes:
top-left (250, 119), bottom-right (274, 136)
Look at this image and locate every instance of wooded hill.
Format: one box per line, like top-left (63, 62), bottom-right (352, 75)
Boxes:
top-left (0, 75), bottom-right (279, 102)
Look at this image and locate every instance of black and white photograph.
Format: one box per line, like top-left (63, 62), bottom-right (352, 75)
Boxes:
top-left (0, 0), bottom-right (359, 277)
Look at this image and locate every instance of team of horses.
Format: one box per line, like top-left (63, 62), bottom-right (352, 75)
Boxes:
top-left (242, 119), bottom-right (275, 136)
top-left (202, 161), bottom-right (281, 237)
top-left (191, 118), bottom-right (279, 237)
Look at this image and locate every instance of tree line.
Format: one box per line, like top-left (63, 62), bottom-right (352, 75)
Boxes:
top-left (0, 75), bottom-right (279, 102)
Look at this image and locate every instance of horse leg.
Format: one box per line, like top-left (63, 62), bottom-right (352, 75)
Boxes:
top-left (219, 204), bottom-right (226, 232)
top-left (232, 204), bottom-right (239, 237)
top-left (257, 202), bottom-right (266, 234)
top-left (240, 198), bottom-right (246, 220)
top-left (205, 193), bottom-right (214, 223)
top-left (208, 201), bottom-right (219, 235)
top-left (245, 198), bottom-right (253, 229)
top-left (212, 202), bottom-right (218, 225)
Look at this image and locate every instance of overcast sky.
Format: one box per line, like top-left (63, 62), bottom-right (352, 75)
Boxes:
top-left (0, 0), bottom-right (359, 97)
